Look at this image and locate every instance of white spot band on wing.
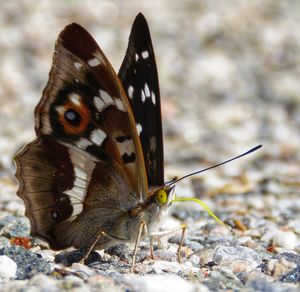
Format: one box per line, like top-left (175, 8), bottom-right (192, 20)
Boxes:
top-left (142, 51), bottom-right (149, 59)
top-left (90, 129), bottom-right (107, 146)
top-left (88, 58), bottom-right (101, 67)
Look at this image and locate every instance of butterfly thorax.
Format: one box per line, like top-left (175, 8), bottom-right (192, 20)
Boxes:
top-left (125, 186), bottom-right (175, 241)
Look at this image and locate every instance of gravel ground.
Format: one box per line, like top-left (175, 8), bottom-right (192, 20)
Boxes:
top-left (0, 1), bottom-right (300, 291)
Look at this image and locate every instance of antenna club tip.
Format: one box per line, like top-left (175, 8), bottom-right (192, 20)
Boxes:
top-left (248, 144), bottom-right (263, 154)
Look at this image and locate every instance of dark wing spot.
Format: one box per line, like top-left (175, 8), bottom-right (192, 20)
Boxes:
top-left (116, 135), bottom-right (131, 143)
top-left (122, 152), bottom-right (136, 164)
top-left (64, 109), bottom-right (81, 126)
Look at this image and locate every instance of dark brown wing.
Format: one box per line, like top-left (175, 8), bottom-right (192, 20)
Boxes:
top-left (118, 13), bottom-right (164, 188)
top-left (35, 23), bottom-right (147, 199)
top-left (15, 23), bottom-right (148, 250)
top-left (15, 138), bottom-right (138, 249)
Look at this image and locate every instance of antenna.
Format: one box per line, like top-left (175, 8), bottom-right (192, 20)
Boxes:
top-left (166, 144), bottom-right (262, 186)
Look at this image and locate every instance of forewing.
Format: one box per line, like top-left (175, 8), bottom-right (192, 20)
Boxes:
top-left (35, 23), bottom-right (147, 199)
top-left (118, 13), bottom-right (164, 188)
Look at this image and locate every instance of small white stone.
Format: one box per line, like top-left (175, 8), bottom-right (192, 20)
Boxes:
top-left (71, 262), bottom-right (96, 276)
top-left (36, 250), bottom-right (55, 262)
top-left (0, 256), bottom-right (17, 280)
top-left (261, 228), bottom-right (298, 250)
top-left (124, 274), bottom-right (198, 292)
top-left (153, 260), bottom-right (183, 274)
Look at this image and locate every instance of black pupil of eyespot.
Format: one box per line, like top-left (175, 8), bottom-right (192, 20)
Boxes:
top-left (64, 109), bottom-right (81, 126)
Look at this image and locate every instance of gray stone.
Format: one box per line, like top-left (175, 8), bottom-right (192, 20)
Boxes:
top-left (213, 245), bottom-right (262, 273)
top-left (0, 216), bottom-right (30, 238)
top-left (0, 246), bottom-right (51, 279)
top-left (153, 260), bottom-right (184, 274)
top-left (28, 273), bottom-right (60, 292)
top-left (124, 274), bottom-right (203, 292)
top-left (261, 227), bottom-right (298, 250)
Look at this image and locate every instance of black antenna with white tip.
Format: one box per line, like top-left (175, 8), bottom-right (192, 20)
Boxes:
top-left (166, 145), bottom-right (262, 186)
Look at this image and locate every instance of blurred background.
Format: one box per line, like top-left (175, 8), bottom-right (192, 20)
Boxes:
top-left (0, 0), bottom-right (299, 207)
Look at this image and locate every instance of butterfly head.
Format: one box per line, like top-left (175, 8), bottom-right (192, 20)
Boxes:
top-left (152, 185), bottom-right (176, 208)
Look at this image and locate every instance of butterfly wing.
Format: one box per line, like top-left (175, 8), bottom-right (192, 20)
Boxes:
top-left (35, 23), bottom-right (148, 198)
top-left (15, 138), bottom-right (137, 249)
top-left (118, 13), bottom-right (164, 188)
top-left (15, 23), bottom-right (148, 249)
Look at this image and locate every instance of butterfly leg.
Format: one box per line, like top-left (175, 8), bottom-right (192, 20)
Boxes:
top-left (131, 221), bottom-right (147, 273)
top-left (149, 236), bottom-right (155, 259)
top-left (176, 223), bottom-right (187, 263)
top-left (79, 231), bottom-right (107, 264)
top-left (150, 223), bottom-right (187, 263)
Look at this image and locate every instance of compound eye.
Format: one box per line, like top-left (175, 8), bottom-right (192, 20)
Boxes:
top-left (155, 189), bottom-right (167, 205)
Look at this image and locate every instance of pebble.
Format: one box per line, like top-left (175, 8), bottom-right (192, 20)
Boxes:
top-left (0, 237), bottom-right (10, 248)
top-left (71, 262), bottom-right (96, 278)
top-left (154, 245), bottom-right (178, 261)
top-left (245, 278), bottom-right (299, 292)
top-left (198, 248), bottom-right (214, 265)
top-left (267, 257), bottom-right (296, 278)
top-left (208, 225), bottom-right (232, 236)
top-left (36, 249), bottom-right (55, 262)
top-left (261, 227), bottom-right (298, 250)
top-left (207, 268), bottom-right (242, 291)
top-left (124, 274), bottom-right (203, 292)
top-left (0, 255), bottom-right (17, 280)
top-left (28, 273), bottom-right (60, 292)
top-left (63, 275), bottom-right (86, 289)
top-left (213, 245), bottom-right (262, 273)
top-left (0, 246), bottom-right (51, 279)
top-left (0, 216), bottom-right (30, 238)
top-left (185, 239), bottom-right (203, 251)
top-left (280, 265), bottom-right (300, 283)
top-left (152, 260), bottom-right (186, 274)
top-left (245, 270), bottom-right (274, 285)
top-left (189, 254), bottom-right (200, 266)
top-left (105, 244), bottom-right (129, 261)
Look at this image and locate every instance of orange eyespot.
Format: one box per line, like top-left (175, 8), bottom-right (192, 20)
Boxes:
top-left (58, 94), bottom-right (90, 134)
top-left (155, 189), bottom-right (167, 205)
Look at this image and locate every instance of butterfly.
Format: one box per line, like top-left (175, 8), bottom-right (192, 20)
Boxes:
top-left (15, 13), bottom-right (181, 271)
